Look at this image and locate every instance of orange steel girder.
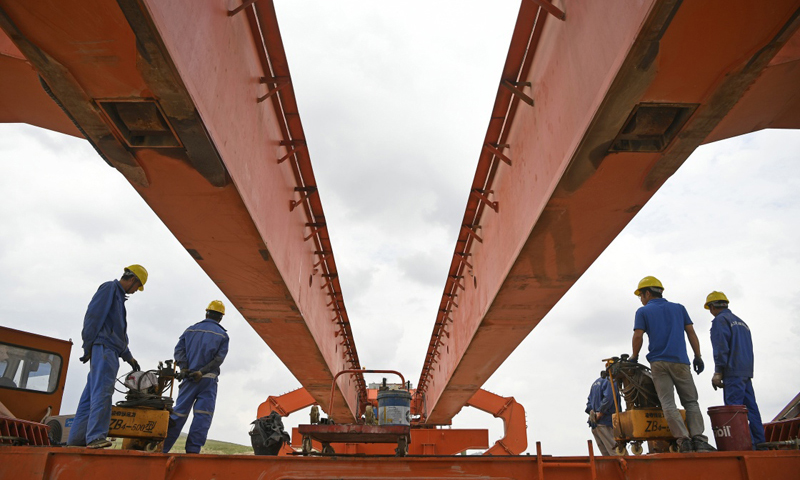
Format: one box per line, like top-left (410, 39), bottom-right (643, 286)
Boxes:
top-left (2, 446), bottom-right (800, 479)
top-left (418, 0), bottom-right (800, 424)
top-left (0, 0), bottom-right (365, 421)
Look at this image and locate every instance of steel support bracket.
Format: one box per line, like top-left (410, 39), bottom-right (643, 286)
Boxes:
top-left (258, 76), bottom-right (290, 103)
top-left (291, 186), bottom-right (318, 212)
top-left (470, 189), bottom-right (499, 213)
top-left (501, 80), bottom-right (534, 106)
top-left (483, 143), bottom-right (513, 166)
top-left (529, 0), bottom-right (566, 20)
top-left (228, 0), bottom-right (258, 16)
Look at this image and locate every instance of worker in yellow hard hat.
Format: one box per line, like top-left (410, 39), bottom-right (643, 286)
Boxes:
top-left (67, 264), bottom-right (148, 449)
top-left (163, 300), bottom-right (230, 454)
top-left (705, 291), bottom-right (766, 449)
top-left (630, 276), bottom-right (715, 453)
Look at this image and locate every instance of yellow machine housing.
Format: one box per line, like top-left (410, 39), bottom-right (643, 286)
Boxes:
top-left (109, 406), bottom-right (169, 439)
top-left (613, 407), bottom-right (686, 441)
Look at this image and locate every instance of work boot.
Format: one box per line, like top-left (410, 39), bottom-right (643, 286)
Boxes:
top-left (692, 437), bottom-right (716, 452)
top-left (677, 438), bottom-right (694, 453)
top-left (87, 437), bottom-right (112, 449)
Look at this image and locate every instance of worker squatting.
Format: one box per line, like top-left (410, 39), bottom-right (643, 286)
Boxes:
top-left (586, 276), bottom-right (766, 455)
top-left (67, 265), bottom-right (229, 453)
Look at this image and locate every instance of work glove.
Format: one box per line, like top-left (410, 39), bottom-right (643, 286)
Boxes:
top-left (712, 373), bottom-right (724, 390)
top-left (693, 356), bottom-right (704, 375)
top-left (79, 350), bottom-right (91, 363)
top-left (628, 356), bottom-right (638, 364)
top-left (127, 358), bottom-right (141, 372)
top-left (587, 410), bottom-right (597, 429)
top-left (190, 371), bottom-right (203, 382)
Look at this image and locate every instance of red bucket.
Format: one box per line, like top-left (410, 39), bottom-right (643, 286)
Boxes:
top-left (708, 405), bottom-right (752, 451)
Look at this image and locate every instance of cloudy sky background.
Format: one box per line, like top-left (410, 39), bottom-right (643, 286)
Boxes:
top-left (2, 0), bottom-right (799, 455)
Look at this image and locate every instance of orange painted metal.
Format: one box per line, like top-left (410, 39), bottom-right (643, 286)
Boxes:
top-left (0, 0), bottom-right (364, 421)
top-left (257, 387), bottom-right (316, 419)
top-left (2, 445), bottom-right (800, 479)
top-left (0, 326), bottom-right (71, 422)
top-left (0, 29), bottom-right (80, 137)
top-left (290, 426), bottom-right (488, 456)
top-left (466, 388), bottom-right (527, 455)
top-left (418, 0), bottom-right (800, 424)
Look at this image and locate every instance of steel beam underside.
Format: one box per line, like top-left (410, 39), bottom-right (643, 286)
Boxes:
top-left (421, 0), bottom-right (800, 423)
top-left (3, 447), bottom-right (800, 480)
top-left (0, 0), bottom-right (362, 421)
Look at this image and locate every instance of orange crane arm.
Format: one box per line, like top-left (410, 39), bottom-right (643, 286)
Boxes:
top-left (257, 388), bottom-right (316, 419)
top-left (466, 389), bottom-right (527, 456)
top-left (417, 0), bottom-right (800, 424)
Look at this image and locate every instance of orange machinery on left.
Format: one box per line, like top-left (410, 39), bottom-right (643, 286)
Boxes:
top-left (0, 325), bottom-right (72, 446)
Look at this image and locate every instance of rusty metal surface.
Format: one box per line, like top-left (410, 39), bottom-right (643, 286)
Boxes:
top-left (0, 0), bottom-right (364, 421)
top-left (2, 445), bottom-right (800, 479)
top-left (418, 0), bottom-right (800, 424)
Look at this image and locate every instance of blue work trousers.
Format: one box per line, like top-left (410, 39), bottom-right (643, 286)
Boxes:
top-left (67, 344), bottom-right (119, 445)
top-left (724, 376), bottom-right (766, 448)
top-left (163, 377), bottom-right (218, 453)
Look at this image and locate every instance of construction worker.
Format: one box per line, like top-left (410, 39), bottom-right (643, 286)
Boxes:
top-left (67, 265), bottom-right (147, 449)
top-left (705, 291), bottom-right (766, 449)
top-left (585, 371), bottom-right (618, 455)
top-left (630, 276), bottom-right (715, 453)
top-left (163, 300), bottom-right (230, 454)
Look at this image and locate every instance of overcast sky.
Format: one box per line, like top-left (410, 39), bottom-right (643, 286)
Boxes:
top-left (2, 0), bottom-right (799, 456)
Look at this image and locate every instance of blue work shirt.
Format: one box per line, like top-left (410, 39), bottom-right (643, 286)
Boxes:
top-left (711, 309), bottom-right (754, 378)
top-left (174, 319), bottom-right (229, 376)
top-left (634, 298), bottom-right (692, 364)
top-left (585, 377), bottom-right (618, 427)
top-left (81, 280), bottom-right (133, 362)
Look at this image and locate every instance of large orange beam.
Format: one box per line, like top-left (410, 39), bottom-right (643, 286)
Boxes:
top-left (0, 0), bottom-right (364, 421)
top-left (418, 0), bottom-right (800, 423)
top-left (2, 446), bottom-right (800, 479)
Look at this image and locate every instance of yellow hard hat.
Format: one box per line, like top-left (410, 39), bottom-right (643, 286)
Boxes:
top-left (634, 276), bottom-right (663, 296)
top-left (206, 300), bottom-right (225, 315)
top-left (125, 264), bottom-right (148, 291)
top-left (704, 291), bottom-right (729, 310)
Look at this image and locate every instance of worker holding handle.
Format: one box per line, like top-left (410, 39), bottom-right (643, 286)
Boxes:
top-left (67, 265), bottom-right (147, 449)
top-left (630, 276), bottom-right (715, 453)
top-left (705, 291), bottom-right (766, 449)
top-left (163, 300), bottom-right (229, 454)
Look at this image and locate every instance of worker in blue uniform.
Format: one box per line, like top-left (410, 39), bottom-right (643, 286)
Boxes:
top-left (163, 300), bottom-right (230, 454)
top-left (585, 371), bottom-right (619, 455)
top-left (705, 291), bottom-right (766, 449)
top-left (630, 276), bottom-right (715, 453)
top-left (67, 265), bottom-right (147, 449)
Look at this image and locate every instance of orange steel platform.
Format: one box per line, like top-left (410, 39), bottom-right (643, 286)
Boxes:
top-left (2, 445), bottom-right (800, 480)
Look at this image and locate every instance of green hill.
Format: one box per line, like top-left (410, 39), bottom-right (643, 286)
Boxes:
top-left (111, 434), bottom-right (253, 455)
